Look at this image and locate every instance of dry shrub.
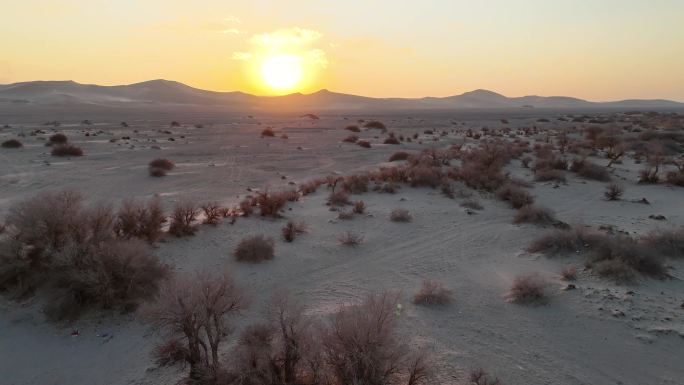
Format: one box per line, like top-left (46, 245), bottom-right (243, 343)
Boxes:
top-left (168, 201), bottom-right (198, 237)
top-left (51, 144), bottom-right (84, 157)
top-left (282, 221), bottom-right (306, 242)
top-left (201, 202), bottom-right (222, 225)
top-left (507, 273), bottom-right (549, 305)
top-left (115, 197), bottom-right (165, 243)
top-left (234, 235), bottom-right (275, 263)
top-left (148, 158), bottom-right (175, 177)
top-left (455, 145), bottom-right (510, 191)
top-left (341, 174), bottom-right (370, 194)
top-left (413, 280), bottom-right (453, 306)
top-left (513, 205), bottom-right (556, 225)
top-left (496, 184), bottom-right (534, 209)
top-left (470, 369), bottom-right (502, 385)
top-left (321, 292), bottom-right (430, 385)
top-left (357, 140), bottom-right (371, 148)
top-left (461, 199), bottom-right (483, 210)
top-left (384, 135), bottom-right (400, 145)
top-left (1, 139), bottom-right (22, 148)
top-left (364, 120), bottom-right (387, 130)
top-left (440, 181), bottom-right (455, 198)
top-left (152, 338), bottom-right (188, 367)
top-left (338, 211), bottom-right (354, 220)
top-left (345, 125), bottom-right (360, 132)
top-left (534, 168), bottom-right (566, 183)
top-left (390, 209), bottom-right (412, 222)
top-left (142, 272), bottom-right (245, 380)
top-left (640, 229), bottom-right (684, 259)
top-left (256, 191), bottom-right (288, 217)
top-left (48, 133), bottom-right (68, 145)
top-left (561, 266), bottom-right (577, 281)
top-left (327, 190), bottom-right (350, 206)
top-left (45, 239), bottom-right (169, 321)
top-left (299, 179), bottom-right (324, 195)
top-left (573, 160), bottom-right (611, 181)
top-left (342, 135), bottom-right (359, 143)
top-left (261, 128), bottom-right (275, 137)
top-left (389, 151), bottom-right (410, 162)
top-left (239, 199), bottom-right (253, 216)
top-left (338, 231), bottom-right (363, 246)
top-left (407, 166), bottom-right (442, 188)
top-left (604, 183), bottom-right (624, 200)
top-left (353, 201), bottom-right (366, 214)
top-left (638, 167), bottom-right (659, 184)
top-left (666, 171), bottom-right (684, 186)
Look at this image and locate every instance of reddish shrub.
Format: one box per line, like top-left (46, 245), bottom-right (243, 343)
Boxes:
top-left (357, 140), bottom-right (371, 148)
top-left (513, 205), bottom-right (556, 225)
top-left (234, 235), bottom-right (275, 263)
top-left (384, 136), bottom-right (400, 145)
top-left (282, 221), bottom-right (306, 242)
top-left (48, 133), bottom-right (68, 145)
top-left (345, 125), bottom-right (361, 132)
top-left (338, 231), bottom-right (363, 246)
top-left (666, 171), bottom-right (684, 186)
top-left (201, 202), bottom-right (222, 225)
top-left (256, 191), bottom-right (288, 217)
top-left (327, 190), bottom-right (350, 206)
top-left (261, 128), bottom-right (275, 137)
top-left (413, 280), bottom-right (453, 306)
top-left (507, 273), bottom-right (549, 305)
top-left (115, 197), bottom-right (165, 243)
top-left (51, 144), bottom-right (84, 157)
top-left (407, 166), bottom-right (442, 188)
top-left (364, 120), bottom-right (386, 130)
top-left (353, 201), bottom-right (366, 214)
top-left (341, 174), bottom-right (369, 194)
top-left (239, 199), bottom-right (253, 217)
top-left (534, 168), bottom-right (566, 183)
top-left (389, 151), bottom-right (410, 162)
top-left (496, 184), bottom-right (534, 209)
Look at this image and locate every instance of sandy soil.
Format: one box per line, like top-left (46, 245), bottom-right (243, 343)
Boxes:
top-left (0, 111), bottom-right (682, 385)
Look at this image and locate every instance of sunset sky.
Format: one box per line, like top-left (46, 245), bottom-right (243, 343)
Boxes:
top-left (2, 0), bottom-right (683, 100)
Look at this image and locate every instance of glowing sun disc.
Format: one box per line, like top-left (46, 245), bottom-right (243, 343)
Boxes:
top-left (260, 54), bottom-right (303, 91)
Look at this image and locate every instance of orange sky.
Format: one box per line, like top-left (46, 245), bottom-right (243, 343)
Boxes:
top-left (1, 0), bottom-right (683, 100)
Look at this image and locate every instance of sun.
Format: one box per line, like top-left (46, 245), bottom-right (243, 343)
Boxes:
top-left (260, 54), bottom-right (303, 92)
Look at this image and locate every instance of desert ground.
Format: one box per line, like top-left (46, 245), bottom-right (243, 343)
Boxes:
top-left (1, 108), bottom-right (683, 385)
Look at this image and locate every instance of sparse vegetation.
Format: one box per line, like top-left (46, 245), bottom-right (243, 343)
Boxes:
top-left (413, 280), bottom-right (453, 306)
top-left (234, 235), bottom-right (275, 263)
top-left (149, 158), bottom-right (175, 177)
top-left (338, 231), bottom-right (363, 246)
top-left (282, 221), bottom-right (306, 242)
top-left (390, 208), bottom-right (412, 222)
top-left (51, 144), bottom-right (84, 157)
top-left (168, 201), bottom-right (198, 237)
top-left (604, 183), bottom-right (624, 200)
top-left (507, 273), bottom-right (549, 305)
top-left (513, 205), bottom-right (556, 225)
top-left (1, 139), bottom-right (22, 148)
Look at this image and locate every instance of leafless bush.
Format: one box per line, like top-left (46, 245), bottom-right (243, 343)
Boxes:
top-left (364, 120), bottom-right (387, 130)
top-left (384, 135), bottom-right (400, 145)
top-left (342, 135), bottom-right (359, 143)
top-left (345, 125), bottom-right (360, 132)
top-left (341, 174), bottom-right (370, 194)
top-left (234, 235), bottom-right (275, 263)
top-left (638, 167), bottom-right (659, 184)
top-left (561, 266), bottom-right (577, 281)
top-left (496, 184), bottom-right (534, 209)
top-left (338, 231), bottom-right (363, 246)
top-left (666, 170), bottom-right (684, 186)
top-left (507, 273), bottom-right (549, 305)
top-left (1, 139), bottom-right (22, 148)
top-left (261, 128), bottom-right (275, 137)
top-left (413, 280), bottom-right (453, 306)
top-left (534, 168), bottom-right (566, 183)
top-left (407, 165), bottom-right (442, 188)
top-left (389, 151), bottom-right (410, 162)
top-left (338, 211), bottom-right (354, 220)
top-left (256, 191), bottom-right (288, 217)
top-left (148, 158), bottom-right (175, 177)
top-left (513, 205), bottom-right (556, 225)
top-left (51, 144), bottom-right (84, 157)
top-left (604, 183), bottom-right (624, 200)
top-left (357, 140), bottom-right (371, 148)
top-left (573, 160), bottom-right (611, 181)
top-left (115, 197), bottom-right (165, 242)
top-left (321, 292), bottom-right (431, 385)
top-left (142, 272), bottom-right (245, 380)
top-left (327, 190), bottom-right (350, 206)
top-left (201, 202), bottom-right (222, 225)
top-left (390, 209), bottom-right (412, 222)
top-left (461, 199), bottom-right (483, 210)
top-left (353, 201), bottom-right (366, 214)
top-left (470, 368), bottom-right (503, 385)
top-left (152, 338), bottom-right (188, 367)
top-left (239, 199), bottom-right (253, 216)
top-left (282, 221), bottom-right (306, 242)
top-left (640, 229), bottom-right (684, 259)
top-left (168, 201), bottom-right (198, 237)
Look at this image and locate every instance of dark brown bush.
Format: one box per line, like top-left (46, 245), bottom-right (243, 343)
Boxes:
top-left (353, 201), bottom-right (366, 214)
top-left (640, 229), bottom-right (684, 259)
top-left (341, 174), bottom-right (370, 194)
top-left (149, 159), bottom-right (175, 176)
top-left (407, 166), bottom-right (442, 188)
top-left (666, 171), bottom-right (684, 186)
top-left (413, 280), bottom-right (453, 306)
top-left (338, 231), bottom-right (363, 246)
top-left (201, 202), bottom-right (222, 225)
top-left (51, 144), bottom-right (84, 157)
top-left (342, 135), bottom-right (359, 143)
top-left (389, 151), bottom-right (410, 162)
top-left (48, 133), bottom-right (68, 145)
top-left (390, 209), bottom-right (412, 222)
top-left (513, 205), bottom-right (556, 225)
top-left (234, 235), bottom-right (275, 263)
top-left (496, 184), bottom-right (534, 209)
top-left (604, 183), bottom-right (624, 200)
top-left (239, 199), bottom-right (253, 216)
top-left (507, 273), bottom-right (549, 305)
top-left (256, 191), bottom-right (288, 217)
top-left (561, 266), bottom-right (577, 281)
top-left (152, 338), bottom-right (188, 367)
top-left (115, 197), bottom-right (165, 243)
top-left (168, 201), bottom-right (198, 237)
top-left (460, 198), bottom-right (483, 210)
top-left (470, 369), bottom-right (503, 385)
top-left (384, 136), bottom-right (400, 145)
top-left (357, 140), bottom-right (371, 148)
top-left (261, 128), bottom-right (275, 137)
top-left (45, 239), bottom-right (169, 321)
top-left (1, 139), bottom-right (23, 148)
top-left (338, 211), bottom-right (354, 220)
top-left (638, 167), bottom-right (659, 184)
top-left (573, 160), bottom-right (611, 181)
top-left (345, 125), bottom-right (360, 132)
top-left (282, 221), bottom-right (306, 242)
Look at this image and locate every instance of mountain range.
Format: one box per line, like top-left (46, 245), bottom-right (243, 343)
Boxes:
top-left (1, 79), bottom-right (682, 111)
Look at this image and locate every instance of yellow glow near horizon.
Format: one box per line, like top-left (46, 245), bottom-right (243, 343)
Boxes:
top-left (259, 54), bottom-right (303, 92)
